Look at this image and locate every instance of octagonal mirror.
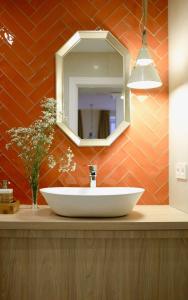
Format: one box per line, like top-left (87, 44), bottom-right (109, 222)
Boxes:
top-left (56, 31), bottom-right (130, 146)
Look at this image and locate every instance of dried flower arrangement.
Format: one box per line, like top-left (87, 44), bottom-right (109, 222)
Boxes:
top-left (6, 98), bottom-right (76, 208)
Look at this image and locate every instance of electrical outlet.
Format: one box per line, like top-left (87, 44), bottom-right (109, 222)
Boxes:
top-left (176, 162), bottom-right (188, 180)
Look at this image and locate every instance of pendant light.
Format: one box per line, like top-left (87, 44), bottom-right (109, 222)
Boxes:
top-left (127, 0), bottom-right (162, 89)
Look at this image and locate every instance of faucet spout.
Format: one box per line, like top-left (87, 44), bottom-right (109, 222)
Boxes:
top-left (89, 165), bottom-right (97, 188)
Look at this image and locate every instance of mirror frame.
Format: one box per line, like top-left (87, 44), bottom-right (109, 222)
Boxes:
top-left (56, 30), bottom-right (130, 147)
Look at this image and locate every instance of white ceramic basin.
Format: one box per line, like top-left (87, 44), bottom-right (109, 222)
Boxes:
top-left (40, 187), bottom-right (144, 217)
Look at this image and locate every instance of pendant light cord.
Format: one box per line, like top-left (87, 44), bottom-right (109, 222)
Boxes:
top-left (143, 0), bottom-right (148, 31)
top-left (142, 0), bottom-right (148, 46)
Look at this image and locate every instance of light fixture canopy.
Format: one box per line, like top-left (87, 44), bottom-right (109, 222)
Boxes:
top-left (127, 0), bottom-right (162, 90)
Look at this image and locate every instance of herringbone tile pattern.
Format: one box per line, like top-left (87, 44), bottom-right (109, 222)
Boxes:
top-left (0, 0), bottom-right (168, 204)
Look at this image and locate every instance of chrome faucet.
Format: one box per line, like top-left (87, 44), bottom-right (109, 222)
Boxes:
top-left (89, 165), bottom-right (97, 188)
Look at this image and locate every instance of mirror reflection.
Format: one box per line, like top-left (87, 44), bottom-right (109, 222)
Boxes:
top-left (78, 87), bottom-right (123, 139)
top-left (63, 38), bottom-right (124, 139)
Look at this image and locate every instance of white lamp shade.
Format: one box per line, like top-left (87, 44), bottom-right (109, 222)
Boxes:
top-left (127, 64), bottom-right (162, 89)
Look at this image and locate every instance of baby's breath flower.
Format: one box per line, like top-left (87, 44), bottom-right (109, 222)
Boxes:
top-left (48, 155), bottom-right (56, 169)
top-left (5, 143), bottom-right (10, 150)
top-left (6, 98), bottom-right (76, 187)
top-left (59, 147), bottom-right (77, 173)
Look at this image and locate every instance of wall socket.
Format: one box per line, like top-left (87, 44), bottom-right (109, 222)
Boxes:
top-left (176, 162), bottom-right (188, 180)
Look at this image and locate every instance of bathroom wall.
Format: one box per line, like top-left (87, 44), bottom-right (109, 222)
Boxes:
top-left (0, 0), bottom-right (168, 204)
top-left (169, 0), bottom-right (188, 212)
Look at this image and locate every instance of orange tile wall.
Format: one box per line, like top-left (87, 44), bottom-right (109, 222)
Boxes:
top-left (0, 0), bottom-right (168, 205)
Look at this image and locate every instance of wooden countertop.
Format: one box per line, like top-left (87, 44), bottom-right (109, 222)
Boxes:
top-left (0, 205), bottom-right (188, 231)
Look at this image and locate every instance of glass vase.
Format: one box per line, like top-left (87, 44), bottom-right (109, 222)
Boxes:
top-left (31, 176), bottom-right (39, 209)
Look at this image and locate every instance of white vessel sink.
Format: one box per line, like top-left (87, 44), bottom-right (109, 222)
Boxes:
top-left (40, 187), bottom-right (144, 217)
